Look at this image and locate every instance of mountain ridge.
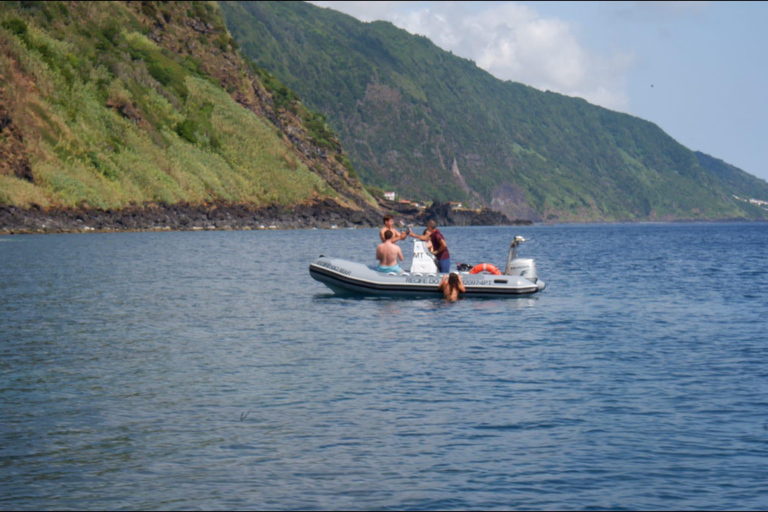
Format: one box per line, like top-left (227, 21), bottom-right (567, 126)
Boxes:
top-left (221, 0), bottom-right (768, 222)
top-left (2, 1), bottom-right (766, 231)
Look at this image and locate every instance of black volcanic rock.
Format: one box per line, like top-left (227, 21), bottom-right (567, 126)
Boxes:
top-left (415, 201), bottom-right (530, 227)
top-left (0, 199), bottom-right (531, 235)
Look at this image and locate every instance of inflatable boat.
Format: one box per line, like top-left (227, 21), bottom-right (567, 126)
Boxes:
top-left (309, 236), bottom-right (546, 298)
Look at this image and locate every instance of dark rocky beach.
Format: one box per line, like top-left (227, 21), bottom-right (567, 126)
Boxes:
top-left (0, 200), bottom-right (531, 235)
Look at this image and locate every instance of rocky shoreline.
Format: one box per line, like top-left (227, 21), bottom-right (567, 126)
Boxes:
top-left (0, 200), bottom-right (530, 235)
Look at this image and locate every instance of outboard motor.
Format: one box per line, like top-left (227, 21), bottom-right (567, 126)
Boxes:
top-left (410, 239), bottom-right (439, 274)
top-left (504, 236), bottom-right (538, 283)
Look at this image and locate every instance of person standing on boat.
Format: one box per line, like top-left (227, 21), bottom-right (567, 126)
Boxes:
top-left (376, 230), bottom-right (404, 273)
top-left (380, 215), bottom-right (409, 243)
top-left (410, 220), bottom-right (450, 273)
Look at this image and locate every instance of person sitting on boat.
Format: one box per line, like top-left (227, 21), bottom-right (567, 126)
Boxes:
top-left (439, 272), bottom-right (466, 301)
top-left (376, 229), bottom-right (404, 273)
top-left (409, 220), bottom-right (450, 273)
top-left (380, 215), bottom-right (409, 244)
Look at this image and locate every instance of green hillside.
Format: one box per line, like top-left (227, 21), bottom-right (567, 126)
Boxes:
top-left (0, 1), bottom-right (373, 211)
top-left (221, 1), bottom-right (768, 222)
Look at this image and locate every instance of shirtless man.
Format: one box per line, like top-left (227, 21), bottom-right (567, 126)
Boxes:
top-left (376, 230), bottom-right (405, 273)
top-left (380, 215), bottom-right (409, 243)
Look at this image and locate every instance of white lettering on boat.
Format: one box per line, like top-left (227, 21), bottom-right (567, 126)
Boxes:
top-left (405, 277), bottom-right (492, 286)
top-left (406, 277), bottom-right (441, 285)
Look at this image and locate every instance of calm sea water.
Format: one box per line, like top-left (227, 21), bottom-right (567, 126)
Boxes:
top-left (1, 223), bottom-right (767, 510)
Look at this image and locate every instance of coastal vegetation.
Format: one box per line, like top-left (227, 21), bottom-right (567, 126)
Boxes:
top-left (1, 1), bottom-right (767, 227)
top-left (221, 1), bottom-right (768, 222)
top-left (0, 1), bottom-right (374, 212)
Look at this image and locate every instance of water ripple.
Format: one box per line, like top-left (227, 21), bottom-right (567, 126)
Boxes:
top-left (1, 224), bottom-right (768, 510)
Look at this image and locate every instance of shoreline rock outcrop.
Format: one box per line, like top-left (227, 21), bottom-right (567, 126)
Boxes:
top-left (415, 201), bottom-right (531, 227)
top-left (0, 200), bottom-right (530, 235)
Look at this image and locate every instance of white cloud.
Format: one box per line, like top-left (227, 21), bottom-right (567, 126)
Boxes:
top-left (310, 1), bottom-right (633, 110)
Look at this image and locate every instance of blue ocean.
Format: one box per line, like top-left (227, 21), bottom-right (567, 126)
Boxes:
top-left (1, 223), bottom-right (767, 510)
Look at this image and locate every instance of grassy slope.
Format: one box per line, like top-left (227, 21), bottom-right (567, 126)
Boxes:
top-left (222, 1), bottom-right (768, 221)
top-left (0, 1), bottom-right (372, 210)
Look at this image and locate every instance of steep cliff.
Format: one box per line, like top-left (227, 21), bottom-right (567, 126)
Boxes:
top-left (222, 1), bottom-right (768, 222)
top-left (0, 1), bottom-right (375, 212)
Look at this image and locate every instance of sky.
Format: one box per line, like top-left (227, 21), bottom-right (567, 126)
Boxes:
top-left (310, 1), bottom-right (768, 182)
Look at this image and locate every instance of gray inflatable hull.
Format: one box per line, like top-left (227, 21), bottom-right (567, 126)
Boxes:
top-left (309, 256), bottom-right (545, 297)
